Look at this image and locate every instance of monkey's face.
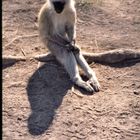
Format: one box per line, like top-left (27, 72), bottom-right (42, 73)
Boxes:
top-left (51, 0), bottom-right (66, 14)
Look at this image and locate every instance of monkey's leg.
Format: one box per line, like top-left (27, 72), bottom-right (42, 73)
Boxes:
top-left (54, 49), bottom-right (94, 93)
top-left (74, 52), bottom-right (100, 92)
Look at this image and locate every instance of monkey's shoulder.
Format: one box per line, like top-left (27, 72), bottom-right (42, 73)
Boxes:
top-left (64, 8), bottom-right (76, 22)
top-left (38, 3), bottom-right (52, 19)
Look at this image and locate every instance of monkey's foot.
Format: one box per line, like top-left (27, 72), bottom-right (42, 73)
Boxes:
top-left (75, 79), bottom-right (94, 93)
top-left (88, 78), bottom-right (100, 92)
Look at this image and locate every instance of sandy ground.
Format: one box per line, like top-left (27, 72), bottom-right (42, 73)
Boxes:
top-left (2, 0), bottom-right (140, 139)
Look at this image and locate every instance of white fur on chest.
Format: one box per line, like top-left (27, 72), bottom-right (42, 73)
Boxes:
top-left (53, 13), bottom-right (67, 34)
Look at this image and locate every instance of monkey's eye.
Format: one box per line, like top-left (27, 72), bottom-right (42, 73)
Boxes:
top-left (53, 1), bottom-right (65, 14)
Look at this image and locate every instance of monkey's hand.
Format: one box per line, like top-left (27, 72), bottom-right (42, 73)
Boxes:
top-left (71, 39), bottom-right (76, 45)
top-left (65, 42), bottom-right (80, 54)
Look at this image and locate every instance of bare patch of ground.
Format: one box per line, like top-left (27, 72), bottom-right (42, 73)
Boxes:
top-left (3, 0), bottom-right (140, 139)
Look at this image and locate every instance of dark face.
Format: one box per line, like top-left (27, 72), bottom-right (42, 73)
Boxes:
top-left (53, 1), bottom-right (65, 13)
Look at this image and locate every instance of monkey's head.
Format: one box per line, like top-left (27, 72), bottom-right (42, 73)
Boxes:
top-left (50, 0), bottom-right (73, 14)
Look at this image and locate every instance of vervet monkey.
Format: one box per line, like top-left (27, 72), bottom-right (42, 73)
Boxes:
top-left (38, 0), bottom-right (100, 93)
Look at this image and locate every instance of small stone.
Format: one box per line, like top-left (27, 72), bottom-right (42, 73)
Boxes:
top-left (17, 117), bottom-right (22, 121)
top-left (133, 90), bottom-right (140, 95)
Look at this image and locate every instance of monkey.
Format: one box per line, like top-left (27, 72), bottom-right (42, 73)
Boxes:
top-left (38, 0), bottom-right (100, 93)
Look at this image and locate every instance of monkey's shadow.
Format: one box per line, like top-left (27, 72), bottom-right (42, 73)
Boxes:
top-left (26, 60), bottom-right (73, 135)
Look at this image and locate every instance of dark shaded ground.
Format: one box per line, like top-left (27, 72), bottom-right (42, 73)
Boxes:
top-left (3, 0), bottom-right (140, 139)
top-left (27, 61), bottom-right (73, 135)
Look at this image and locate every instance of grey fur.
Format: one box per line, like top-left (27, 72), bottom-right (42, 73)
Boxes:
top-left (38, 0), bottom-right (100, 92)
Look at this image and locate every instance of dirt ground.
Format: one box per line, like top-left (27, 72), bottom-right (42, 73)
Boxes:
top-left (2, 0), bottom-right (140, 140)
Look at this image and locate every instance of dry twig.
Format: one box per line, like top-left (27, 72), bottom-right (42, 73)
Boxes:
top-left (34, 49), bottom-right (140, 64)
top-left (3, 55), bottom-right (26, 66)
top-left (20, 46), bottom-right (26, 56)
top-left (4, 34), bottom-right (38, 47)
top-left (71, 87), bottom-right (84, 98)
top-left (94, 36), bottom-right (99, 50)
top-left (2, 49), bottom-right (140, 66)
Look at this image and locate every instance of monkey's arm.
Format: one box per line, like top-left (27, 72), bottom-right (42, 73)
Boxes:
top-left (66, 23), bottom-right (76, 44)
top-left (65, 21), bottom-right (80, 53)
top-left (66, 10), bottom-right (77, 43)
top-left (38, 4), bottom-right (53, 43)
